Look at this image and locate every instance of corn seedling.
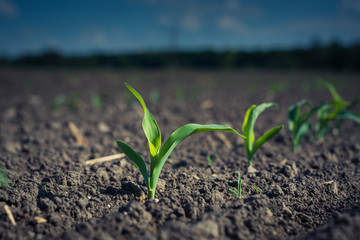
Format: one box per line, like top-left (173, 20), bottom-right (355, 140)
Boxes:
top-left (91, 93), bottom-right (103, 110)
top-left (117, 84), bottom-right (245, 199)
top-left (252, 183), bottom-right (268, 194)
top-left (316, 81), bottom-right (360, 141)
top-left (51, 94), bottom-right (66, 111)
top-left (206, 152), bottom-right (217, 167)
top-left (67, 93), bottom-right (79, 111)
top-left (229, 171), bottom-right (242, 198)
top-left (288, 99), bottom-right (323, 152)
top-left (242, 103), bottom-right (283, 166)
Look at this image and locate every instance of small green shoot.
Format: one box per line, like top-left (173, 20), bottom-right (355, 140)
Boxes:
top-left (252, 183), bottom-right (267, 194)
top-left (206, 152), bottom-right (216, 167)
top-left (316, 81), bottom-right (360, 141)
top-left (229, 171), bottom-right (241, 198)
top-left (242, 103), bottom-right (284, 166)
top-left (91, 93), bottom-right (103, 110)
top-left (67, 93), bottom-right (79, 111)
top-left (117, 84), bottom-right (245, 199)
top-left (51, 94), bottom-right (66, 111)
top-left (288, 99), bottom-right (323, 152)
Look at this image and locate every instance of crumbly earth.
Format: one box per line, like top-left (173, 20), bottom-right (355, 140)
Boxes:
top-left (0, 69), bottom-right (359, 240)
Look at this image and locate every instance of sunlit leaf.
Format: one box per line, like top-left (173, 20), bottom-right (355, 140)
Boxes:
top-left (116, 140), bottom-right (149, 187)
top-left (125, 83), bottom-right (161, 156)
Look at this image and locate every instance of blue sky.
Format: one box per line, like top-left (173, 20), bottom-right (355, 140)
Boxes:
top-left (1, 0), bottom-right (360, 57)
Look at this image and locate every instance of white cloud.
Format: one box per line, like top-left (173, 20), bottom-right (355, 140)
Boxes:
top-left (0, 0), bottom-right (17, 18)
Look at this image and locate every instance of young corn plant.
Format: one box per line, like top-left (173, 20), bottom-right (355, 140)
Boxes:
top-left (117, 84), bottom-right (245, 199)
top-left (229, 171), bottom-right (241, 198)
top-left (206, 152), bottom-right (216, 167)
top-left (91, 93), bottom-right (103, 110)
top-left (242, 103), bottom-right (283, 167)
top-left (252, 183), bottom-right (268, 194)
top-left (288, 99), bottom-right (323, 152)
top-left (316, 81), bottom-right (360, 141)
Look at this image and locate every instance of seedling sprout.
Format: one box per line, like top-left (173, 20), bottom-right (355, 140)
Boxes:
top-left (252, 183), bottom-right (268, 194)
top-left (315, 81), bottom-right (360, 141)
top-left (242, 103), bottom-right (283, 166)
top-left (117, 83), bottom-right (245, 199)
top-left (206, 152), bottom-right (217, 167)
top-left (229, 171), bottom-right (242, 198)
top-left (288, 99), bottom-right (323, 152)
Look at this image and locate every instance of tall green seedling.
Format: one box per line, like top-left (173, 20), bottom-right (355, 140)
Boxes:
top-left (117, 84), bottom-right (245, 199)
top-left (242, 103), bottom-right (283, 167)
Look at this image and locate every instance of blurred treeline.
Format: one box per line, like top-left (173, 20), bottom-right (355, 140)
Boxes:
top-left (1, 41), bottom-right (359, 70)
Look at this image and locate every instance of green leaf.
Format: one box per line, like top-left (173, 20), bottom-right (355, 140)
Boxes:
top-left (245, 103), bottom-right (277, 148)
top-left (0, 164), bottom-right (10, 188)
top-left (338, 111), bottom-right (360, 123)
top-left (319, 80), bottom-right (341, 101)
top-left (347, 96), bottom-right (360, 111)
top-left (242, 105), bottom-right (256, 150)
top-left (125, 83), bottom-right (161, 156)
top-left (149, 123), bottom-right (245, 192)
top-left (293, 122), bottom-right (311, 151)
top-left (288, 99), bottom-right (310, 132)
top-left (299, 104), bottom-right (324, 124)
top-left (242, 105), bottom-right (256, 133)
top-left (288, 100), bottom-right (325, 151)
top-left (229, 189), bottom-right (239, 197)
top-left (237, 171), bottom-right (241, 197)
top-left (243, 103), bottom-right (280, 165)
top-left (262, 183), bottom-right (268, 194)
top-left (253, 125), bottom-right (283, 154)
top-left (159, 124), bottom-right (244, 161)
top-left (116, 140), bottom-right (149, 187)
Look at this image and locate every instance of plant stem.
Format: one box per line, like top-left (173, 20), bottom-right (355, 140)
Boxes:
top-left (148, 188), bottom-right (155, 199)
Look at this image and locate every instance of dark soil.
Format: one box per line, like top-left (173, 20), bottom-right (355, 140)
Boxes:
top-left (0, 69), bottom-right (359, 240)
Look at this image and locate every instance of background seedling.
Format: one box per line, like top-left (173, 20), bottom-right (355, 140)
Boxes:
top-left (252, 183), bottom-right (268, 194)
top-left (67, 93), bottom-right (79, 111)
top-left (288, 99), bottom-right (323, 152)
top-left (206, 152), bottom-right (217, 167)
top-left (229, 171), bottom-right (242, 198)
top-left (91, 93), bottom-right (103, 110)
top-left (316, 80), bottom-right (360, 141)
top-left (242, 103), bottom-right (283, 167)
top-left (51, 94), bottom-right (66, 111)
top-left (117, 84), bottom-right (245, 199)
